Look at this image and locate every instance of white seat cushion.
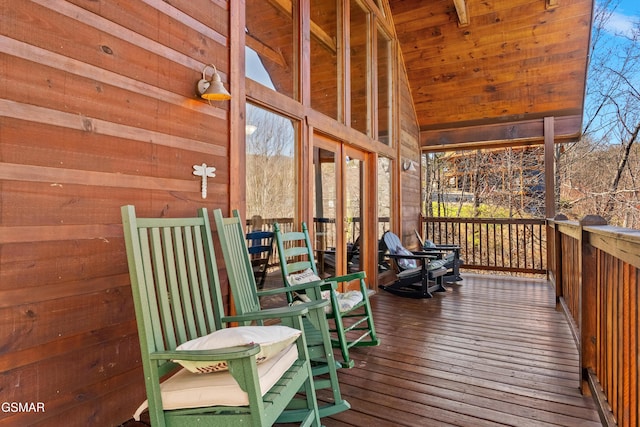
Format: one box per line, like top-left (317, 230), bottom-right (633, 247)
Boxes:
top-left (288, 269), bottom-right (363, 314)
top-left (322, 290), bottom-right (363, 314)
top-left (174, 325), bottom-right (301, 373)
top-left (134, 344), bottom-right (298, 419)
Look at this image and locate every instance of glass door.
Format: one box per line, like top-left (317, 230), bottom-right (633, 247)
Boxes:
top-left (311, 136), bottom-right (340, 278)
top-left (312, 134), bottom-right (370, 291)
top-left (344, 147), bottom-right (364, 281)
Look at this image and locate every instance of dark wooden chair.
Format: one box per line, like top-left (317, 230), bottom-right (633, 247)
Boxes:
top-left (379, 230), bottom-right (448, 298)
top-left (120, 205), bottom-right (320, 427)
top-left (414, 229), bottom-right (464, 282)
top-left (273, 221), bottom-right (379, 368)
top-left (213, 209), bottom-right (351, 420)
top-left (246, 230), bottom-right (274, 289)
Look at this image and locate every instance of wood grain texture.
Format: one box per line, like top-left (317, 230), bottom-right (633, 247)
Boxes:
top-left (388, 0), bottom-right (592, 147)
top-left (0, 1), bottom-right (230, 425)
top-left (268, 273), bottom-right (601, 427)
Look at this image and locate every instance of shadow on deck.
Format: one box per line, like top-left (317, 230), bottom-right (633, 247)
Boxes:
top-left (124, 273), bottom-right (601, 426)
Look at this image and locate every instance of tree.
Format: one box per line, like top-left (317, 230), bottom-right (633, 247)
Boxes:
top-left (245, 105), bottom-right (296, 220)
top-left (560, 0), bottom-right (640, 227)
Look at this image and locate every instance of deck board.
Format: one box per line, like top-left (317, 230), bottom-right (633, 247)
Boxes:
top-left (317, 273), bottom-right (601, 426)
top-left (122, 273), bottom-right (602, 427)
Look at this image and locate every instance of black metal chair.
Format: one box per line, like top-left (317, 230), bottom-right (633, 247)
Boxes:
top-left (246, 230), bottom-right (274, 289)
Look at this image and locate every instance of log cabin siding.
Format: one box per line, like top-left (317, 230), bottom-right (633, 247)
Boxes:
top-left (1, 1), bottom-right (231, 425)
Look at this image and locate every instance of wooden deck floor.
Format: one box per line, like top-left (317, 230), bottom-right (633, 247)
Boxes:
top-left (312, 273), bottom-right (601, 427)
top-left (123, 273), bottom-right (601, 427)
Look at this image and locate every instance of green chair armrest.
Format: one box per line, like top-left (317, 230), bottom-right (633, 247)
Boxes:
top-left (329, 271), bottom-right (365, 283)
top-left (221, 305), bottom-right (310, 324)
top-left (151, 344), bottom-right (261, 361)
top-left (257, 280), bottom-right (335, 298)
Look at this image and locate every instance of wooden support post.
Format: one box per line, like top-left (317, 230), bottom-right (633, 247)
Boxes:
top-left (579, 214), bottom-right (607, 394)
top-left (544, 117), bottom-right (556, 219)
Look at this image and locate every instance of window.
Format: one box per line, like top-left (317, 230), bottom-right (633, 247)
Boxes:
top-left (245, 0), bottom-right (297, 99)
top-left (310, 0), bottom-right (339, 120)
top-left (350, 1), bottom-right (369, 135)
top-left (245, 104), bottom-right (297, 222)
top-left (378, 156), bottom-right (392, 235)
top-left (377, 27), bottom-right (392, 145)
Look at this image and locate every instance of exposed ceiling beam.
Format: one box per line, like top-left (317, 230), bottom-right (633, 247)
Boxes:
top-left (419, 115), bottom-right (583, 152)
top-left (246, 34), bottom-right (287, 67)
top-left (452, 0), bottom-right (469, 27)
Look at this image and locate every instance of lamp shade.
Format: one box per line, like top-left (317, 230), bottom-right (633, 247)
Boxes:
top-left (197, 64), bottom-right (231, 101)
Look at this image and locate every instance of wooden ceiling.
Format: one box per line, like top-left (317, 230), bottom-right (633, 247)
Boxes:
top-left (388, 0), bottom-right (594, 150)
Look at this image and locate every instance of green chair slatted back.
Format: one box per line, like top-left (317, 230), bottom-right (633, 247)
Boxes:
top-left (273, 221), bottom-right (380, 368)
top-left (213, 209), bottom-right (350, 420)
top-left (215, 211), bottom-right (263, 315)
top-left (121, 205), bottom-right (320, 427)
top-left (121, 206), bottom-right (223, 368)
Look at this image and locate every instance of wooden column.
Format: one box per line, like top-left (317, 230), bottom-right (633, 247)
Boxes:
top-left (229, 0), bottom-right (246, 218)
top-left (544, 116), bottom-right (556, 219)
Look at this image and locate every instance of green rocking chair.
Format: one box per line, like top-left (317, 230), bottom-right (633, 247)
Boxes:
top-left (213, 209), bottom-right (350, 420)
top-left (120, 205), bottom-right (321, 427)
top-left (273, 222), bottom-right (380, 368)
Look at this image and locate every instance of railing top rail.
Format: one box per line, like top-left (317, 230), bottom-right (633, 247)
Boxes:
top-left (585, 225), bottom-right (640, 269)
top-left (583, 224), bottom-right (640, 242)
top-left (547, 218), bottom-right (581, 227)
top-left (550, 217), bottom-right (640, 269)
top-left (422, 216), bottom-right (546, 225)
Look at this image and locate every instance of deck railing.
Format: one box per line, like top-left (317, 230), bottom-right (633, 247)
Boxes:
top-left (244, 216), bottom-right (391, 271)
top-left (549, 215), bottom-right (640, 427)
top-left (419, 215), bottom-right (547, 274)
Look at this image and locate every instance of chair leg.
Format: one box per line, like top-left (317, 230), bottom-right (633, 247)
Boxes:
top-left (359, 286), bottom-right (379, 347)
top-left (330, 307), bottom-right (355, 369)
top-left (306, 307), bottom-right (351, 416)
top-left (301, 361), bottom-right (322, 427)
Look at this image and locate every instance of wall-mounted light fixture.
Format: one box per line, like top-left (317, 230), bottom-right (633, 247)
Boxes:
top-left (196, 64), bottom-right (231, 101)
top-left (402, 160), bottom-right (418, 172)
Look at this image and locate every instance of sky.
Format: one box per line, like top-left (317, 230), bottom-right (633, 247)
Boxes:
top-left (604, 0), bottom-right (639, 36)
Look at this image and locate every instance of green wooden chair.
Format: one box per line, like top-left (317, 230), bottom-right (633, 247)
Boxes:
top-left (120, 205), bottom-right (320, 427)
top-left (213, 209), bottom-right (350, 420)
top-left (273, 222), bottom-right (379, 368)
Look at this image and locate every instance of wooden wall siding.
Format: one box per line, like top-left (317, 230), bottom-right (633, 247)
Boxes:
top-left (1, 1), bottom-right (231, 425)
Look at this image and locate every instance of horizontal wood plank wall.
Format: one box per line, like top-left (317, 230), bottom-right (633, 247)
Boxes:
top-left (0, 1), bottom-right (231, 425)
